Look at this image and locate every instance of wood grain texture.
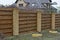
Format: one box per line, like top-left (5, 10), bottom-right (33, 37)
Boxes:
top-left (0, 9), bottom-right (13, 36)
top-left (55, 14), bottom-right (60, 28)
top-left (41, 14), bottom-right (51, 30)
top-left (19, 12), bottom-right (37, 33)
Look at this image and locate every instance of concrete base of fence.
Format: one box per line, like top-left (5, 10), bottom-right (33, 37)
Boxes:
top-left (49, 30), bottom-right (58, 33)
top-left (32, 34), bottom-right (43, 37)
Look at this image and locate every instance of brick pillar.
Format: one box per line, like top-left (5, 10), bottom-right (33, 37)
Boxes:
top-left (13, 8), bottom-right (19, 35)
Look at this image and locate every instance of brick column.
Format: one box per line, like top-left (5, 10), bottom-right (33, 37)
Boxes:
top-left (13, 8), bottom-right (19, 35)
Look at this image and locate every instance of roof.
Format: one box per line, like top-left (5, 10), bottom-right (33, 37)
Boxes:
top-left (21, 0), bottom-right (51, 8)
top-left (0, 0), bottom-right (57, 11)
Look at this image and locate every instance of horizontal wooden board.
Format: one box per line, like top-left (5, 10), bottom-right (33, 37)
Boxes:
top-left (0, 25), bottom-right (12, 29)
top-left (0, 20), bottom-right (12, 24)
top-left (19, 21), bottom-right (37, 24)
top-left (0, 29), bottom-right (12, 33)
top-left (19, 18), bottom-right (36, 20)
top-left (19, 29), bottom-right (36, 34)
top-left (20, 22), bottom-right (36, 25)
top-left (19, 13), bottom-right (36, 16)
top-left (19, 13), bottom-right (37, 33)
top-left (0, 9), bottom-right (13, 36)
top-left (41, 14), bottom-right (51, 30)
top-left (42, 27), bottom-right (51, 29)
top-left (19, 16), bottom-right (37, 18)
top-left (19, 27), bottom-right (36, 32)
top-left (55, 14), bottom-right (60, 28)
top-left (0, 16), bottom-right (12, 19)
top-left (0, 8), bottom-right (13, 11)
top-left (4, 32), bottom-right (13, 36)
top-left (19, 24), bottom-right (36, 27)
top-left (0, 12), bottom-right (12, 16)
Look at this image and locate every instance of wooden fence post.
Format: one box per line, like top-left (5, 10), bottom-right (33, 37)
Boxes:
top-left (13, 8), bottom-right (19, 35)
top-left (37, 11), bottom-right (41, 32)
top-left (49, 13), bottom-right (58, 33)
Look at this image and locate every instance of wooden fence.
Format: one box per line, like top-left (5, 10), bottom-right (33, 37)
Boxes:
top-left (0, 8), bottom-right (60, 36)
top-left (0, 8), bottom-right (13, 36)
top-left (19, 12), bottom-right (37, 33)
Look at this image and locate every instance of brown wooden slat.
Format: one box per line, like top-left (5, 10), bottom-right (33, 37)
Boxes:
top-left (19, 22), bottom-right (36, 25)
top-left (0, 20), bottom-right (12, 24)
top-left (42, 24), bottom-right (51, 26)
top-left (0, 8), bottom-right (13, 36)
top-left (19, 27), bottom-right (36, 32)
top-left (0, 12), bottom-right (12, 16)
top-left (0, 16), bottom-right (12, 19)
top-left (0, 8), bottom-right (13, 11)
top-left (19, 16), bottom-right (36, 18)
top-left (0, 29), bottom-right (12, 33)
top-left (55, 23), bottom-right (60, 25)
top-left (0, 25), bottom-right (12, 29)
top-left (19, 13), bottom-right (37, 33)
top-left (42, 26), bottom-right (51, 30)
top-left (41, 14), bottom-right (51, 30)
top-left (19, 24), bottom-right (36, 27)
top-left (19, 18), bottom-right (36, 20)
top-left (19, 29), bottom-right (36, 33)
top-left (55, 25), bottom-right (60, 27)
top-left (19, 13), bottom-right (36, 16)
top-left (19, 21), bottom-right (36, 24)
top-left (42, 21), bottom-right (51, 23)
top-left (20, 19), bottom-right (36, 21)
top-left (20, 26), bottom-right (36, 29)
top-left (55, 14), bottom-right (60, 28)
top-left (4, 32), bottom-right (13, 36)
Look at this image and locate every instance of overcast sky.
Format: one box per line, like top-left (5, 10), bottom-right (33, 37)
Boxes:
top-left (0, 0), bottom-right (60, 7)
top-left (0, 0), bottom-right (16, 5)
top-left (52, 0), bottom-right (60, 7)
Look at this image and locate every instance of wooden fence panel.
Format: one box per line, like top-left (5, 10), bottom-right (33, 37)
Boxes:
top-left (41, 14), bottom-right (52, 30)
top-left (55, 14), bottom-right (60, 28)
top-left (19, 12), bottom-right (37, 33)
top-left (0, 9), bottom-right (13, 36)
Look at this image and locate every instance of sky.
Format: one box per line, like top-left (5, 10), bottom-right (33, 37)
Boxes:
top-left (52, 0), bottom-right (60, 8)
top-left (0, 0), bottom-right (16, 5)
top-left (0, 0), bottom-right (60, 7)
